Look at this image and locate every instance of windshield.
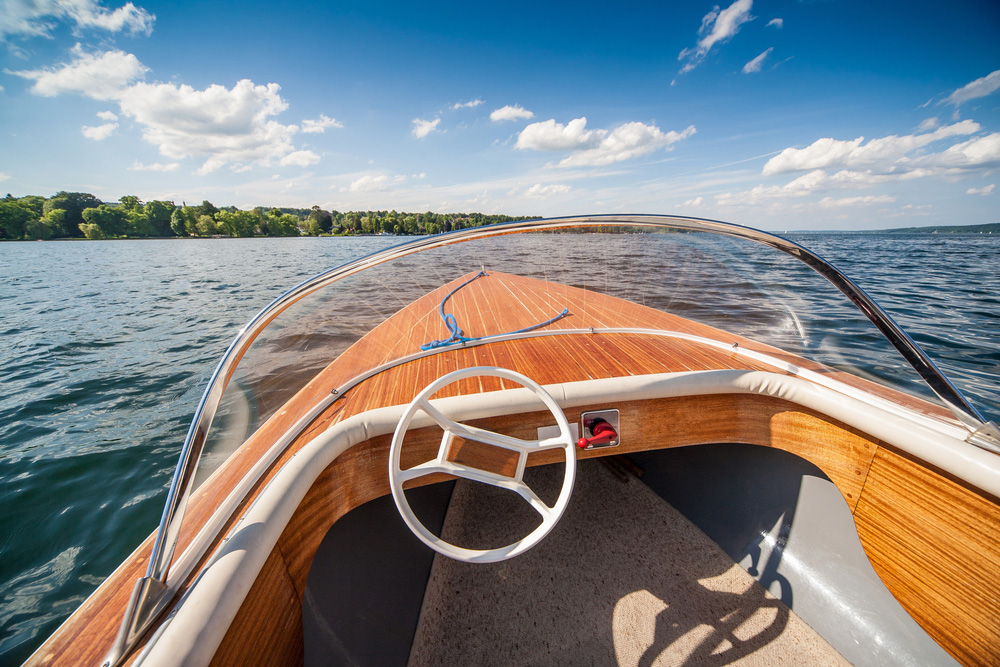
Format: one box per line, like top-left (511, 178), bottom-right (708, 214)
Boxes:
top-left (192, 218), bottom-right (989, 487)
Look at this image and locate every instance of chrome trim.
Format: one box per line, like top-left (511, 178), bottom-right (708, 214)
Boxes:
top-left (110, 214), bottom-right (996, 665)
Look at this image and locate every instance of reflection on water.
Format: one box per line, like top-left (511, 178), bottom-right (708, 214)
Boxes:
top-left (0, 230), bottom-right (997, 663)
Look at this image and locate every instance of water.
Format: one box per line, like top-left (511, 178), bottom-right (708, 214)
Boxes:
top-left (0, 232), bottom-right (998, 663)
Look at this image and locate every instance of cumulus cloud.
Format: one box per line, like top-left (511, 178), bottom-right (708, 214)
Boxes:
top-left (742, 47), bottom-right (773, 74)
top-left (452, 99), bottom-right (483, 109)
top-left (129, 161), bottom-right (179, 171)
top-left (966, 184), bottom-right (995, 196)
top-left (7, 45), bottom-right (147, 99)
top-left (516, 117), bottom-right (600, 151)
top-left (678, 0), bottom-right (754, 74)
top-left (762, 120), bottom-right (981, 175)
top-left (766, 18), bottom-right (783, 28)
top-left (0, 0), bottom-right (154, 41)
top-left (0, 172), bottom-right (11, 181)
top-left (683, 196), bottom-right (705, 207)
top-left (116, 79), bottom-right (305, 174)
top-left (280, 150), bottom-right (320, 167)
top-left (412, 117), bottom-right (440, 138)
top-left (348, 174), bottom-right (389, 192)
top-left (301, 114), bottom-right (342, 133)
top-left (517, 117), bottom-right (696, 167)
top-left (81, 121), bottom-right (117, 139)
top-left (946, 69), bottom-right (1000, 107)
top-left (524, 183), bottom-right (572, 198)
top-left (491, 104), bottom-right (534, 122)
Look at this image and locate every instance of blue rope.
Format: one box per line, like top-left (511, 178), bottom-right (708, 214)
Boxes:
top-left (420, 271), bottom-right (570, 351)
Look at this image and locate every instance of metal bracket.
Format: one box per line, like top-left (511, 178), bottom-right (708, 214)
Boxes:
top-left (966, 420), bottom-right (1000, 455)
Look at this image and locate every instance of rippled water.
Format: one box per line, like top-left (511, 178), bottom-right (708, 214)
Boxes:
top-left (0, 232), bottom-right (997, 663)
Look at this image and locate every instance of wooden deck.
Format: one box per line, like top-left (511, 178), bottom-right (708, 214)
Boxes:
top-left (28, 271), bottom-right (998, 667)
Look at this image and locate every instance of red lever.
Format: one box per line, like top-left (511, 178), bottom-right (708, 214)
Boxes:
top-left (577, 420), bottom-right (617, 449)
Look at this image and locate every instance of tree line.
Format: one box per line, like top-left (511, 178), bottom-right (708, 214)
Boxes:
top-left (0, 192), bottom-right (533, 240)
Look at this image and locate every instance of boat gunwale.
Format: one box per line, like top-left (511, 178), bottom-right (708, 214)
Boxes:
top-left (112, 214), bottom-right (1000, 666)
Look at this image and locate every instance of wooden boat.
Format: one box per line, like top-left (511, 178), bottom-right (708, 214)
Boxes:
top-left (27, 216), bottom-right (1000, 666)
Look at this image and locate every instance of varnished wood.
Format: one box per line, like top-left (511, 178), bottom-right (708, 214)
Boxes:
top-left (854, 447), bottom-right (1000, 666)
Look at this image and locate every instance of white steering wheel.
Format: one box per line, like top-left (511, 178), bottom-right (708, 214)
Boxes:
top-left (388, 366), bottom-right (577, 563)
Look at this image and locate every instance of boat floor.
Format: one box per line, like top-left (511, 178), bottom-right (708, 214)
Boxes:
top-left (304, 446), bottom-right (956, 666)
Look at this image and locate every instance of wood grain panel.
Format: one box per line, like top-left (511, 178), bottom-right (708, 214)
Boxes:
top-left (210, 546), bottom-right (303, 667)
top-left (853, 447), bottom-right (1000, 666)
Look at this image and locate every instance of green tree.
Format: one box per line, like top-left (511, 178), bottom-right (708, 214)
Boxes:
top-left (267, 211), bottom-right (301, 237)
top-left (195, 200), bottom-right (219, 218)
top-left (145, 200), bottom-right (176, 236)
top-left (81, 204), bottom-right (127, 237)
top-left (25, 212), bottom-right (60, 240)
top-left (126, 210), bottom-right (156, 237)
top-left (195, 214), bottom-right (217, 236)
top-left (170, 208), bottom-right (187, 236)
top-left (79, 223), bottom-right (106, 239)
top-left (215, 210), bottom-right (256, 237)
top-left (44, 191), bottom-right (101, 237)
top-left (308, 206), bottom-right (333, 234)
top-left (119, 195), bottom-right (142, 212)
top-left (0, 199), bottom-right (34, 239)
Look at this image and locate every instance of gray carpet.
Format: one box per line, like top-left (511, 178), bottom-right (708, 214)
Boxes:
top-left (409, 459), bottom-right (847, 666)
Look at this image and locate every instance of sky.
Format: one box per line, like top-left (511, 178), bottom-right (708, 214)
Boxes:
top-left (1, 0), bottom-right (999, 230)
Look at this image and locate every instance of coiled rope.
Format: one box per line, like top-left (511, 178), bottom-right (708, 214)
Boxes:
top-left (420, 270), bottom-right (570, 351)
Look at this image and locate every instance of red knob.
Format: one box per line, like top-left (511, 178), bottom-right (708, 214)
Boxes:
top-left (577, 421), bottom-right (617, 449)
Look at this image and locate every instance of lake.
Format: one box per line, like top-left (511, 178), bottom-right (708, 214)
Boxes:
top-left (1, 231), bottom-right (998, 663)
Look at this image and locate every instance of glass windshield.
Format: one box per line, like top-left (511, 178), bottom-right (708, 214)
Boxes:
top-left (192, 219), bottom-right (988, 487)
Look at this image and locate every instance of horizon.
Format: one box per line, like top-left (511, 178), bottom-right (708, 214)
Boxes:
top-left (1, 0), bottom-right (998, 231)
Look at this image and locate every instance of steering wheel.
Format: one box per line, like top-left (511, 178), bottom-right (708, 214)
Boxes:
top-left (388, 366), bottom-right (577, 563)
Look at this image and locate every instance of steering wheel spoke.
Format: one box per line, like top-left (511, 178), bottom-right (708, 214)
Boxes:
top-left (389, 366), bottom-right (577, 563)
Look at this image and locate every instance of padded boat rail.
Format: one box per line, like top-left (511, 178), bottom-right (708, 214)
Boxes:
top-left (137, 369), bottom-right (1000, 665)
top-left (105, 215), bottom-right (1000, 666)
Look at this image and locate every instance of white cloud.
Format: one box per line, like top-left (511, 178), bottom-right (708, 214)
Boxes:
top-left (81, 121), bottom-right (116, 139)
top-left (525, 183), bottom-right (571, 198)
top-left (762, 120), bottom-right (981, 175)
top-left (678, 0), bottom-right (754, 74)
top-left (924, 132), bottom-right (1000, 170)
top-left (412, 117), bottom-right (440, 138)
top-left (96, 110), bottom-right (118, 121)
top-left (452, 99), bottom-right (484, 109)
top-left (0, 0), bottom-right (154, 40)
top-left (742, 47), bottom-right (773, 74)
top-left (279, 150), bottom-right (320, 167)
top-left (8, 46), bottom-right (147, 100)
top-left (129, 161), bottom-right (179, 171)
top-left (517, 117), bottom-right (696, 167)
top-left (683, 196), bottom-right (705, 207)
top-left (766, 18), bottom-right (783, 28)
top-left (917, 117), bottom-right (940, 132)
top-left (818, 195), bottom-right (896, 208)
top-left (946, 69), bottom-right (1000, 107)
top-left (348, 174), bottom-right (389, 192)
top-left (966, 184), bottom-right (995, 196)
top-left (116, 79), bottom-right (302, 174)
top-left (0, 172), bottom-right (10, 181)
top-left (301, 114), bottom-right (342, 133)
top-left (491, 104), bottom-right (534, 122)
top-left (516, 117), bottom-right (600, 151)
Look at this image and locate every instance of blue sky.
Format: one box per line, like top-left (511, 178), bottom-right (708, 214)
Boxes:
top-left (1, 0), bottom-right (998, 229)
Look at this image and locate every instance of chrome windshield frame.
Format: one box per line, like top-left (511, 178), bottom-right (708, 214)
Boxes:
top-left (106, 213), bottom-right (998, 666)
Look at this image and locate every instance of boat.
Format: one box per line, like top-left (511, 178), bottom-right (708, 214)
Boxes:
top-left (26, 215), bottom-right (1000, 666)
